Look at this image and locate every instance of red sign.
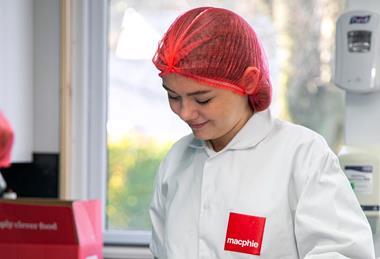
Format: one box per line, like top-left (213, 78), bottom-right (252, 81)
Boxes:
top-left (0, 199), bottom-right (103, 259)
top-left (224, 212), bottom-right (266, 255)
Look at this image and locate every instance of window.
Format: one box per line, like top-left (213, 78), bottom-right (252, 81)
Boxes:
top-left (107, 1), bottom-right (189, 236)
top-left (84, 0), bottom-right (346, 246)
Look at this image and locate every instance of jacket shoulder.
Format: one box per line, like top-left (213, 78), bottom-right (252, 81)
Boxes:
top-left (273, 119), bottom-right (330, 150)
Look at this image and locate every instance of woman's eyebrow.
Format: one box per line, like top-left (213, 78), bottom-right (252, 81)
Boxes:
top-left (162, 84), bottom-right (175, 93)
top-left (162, 84), bottom-right (211, 96)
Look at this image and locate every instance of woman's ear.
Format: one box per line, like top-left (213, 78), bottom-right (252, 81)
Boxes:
top-left (241, 66), bottom-right (261, 95)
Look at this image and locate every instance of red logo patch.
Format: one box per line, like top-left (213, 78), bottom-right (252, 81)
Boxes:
top-left (224, 212), bottom-right (266, 255)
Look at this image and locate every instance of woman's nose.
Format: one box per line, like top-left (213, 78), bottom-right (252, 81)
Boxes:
top-left (178, 100), bottom-right (197, 121)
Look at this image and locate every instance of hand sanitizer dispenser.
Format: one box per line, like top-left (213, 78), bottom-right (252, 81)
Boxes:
top-left (335, 10), bottom-right (380, 93)
top-left (334, 10), bottom-right (380, 252)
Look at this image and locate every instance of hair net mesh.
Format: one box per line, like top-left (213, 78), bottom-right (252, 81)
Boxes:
top-left (152, 7), bottom-right (272, 111)
top-left (0, 112), bottom-right (14, 168)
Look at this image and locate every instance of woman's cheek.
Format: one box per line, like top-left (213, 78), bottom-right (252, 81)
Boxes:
top-left (169, 101), bottom-right (180, 115)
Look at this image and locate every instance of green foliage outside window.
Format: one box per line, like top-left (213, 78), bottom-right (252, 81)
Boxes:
top-left (107, 136), bottom-right (173, 230)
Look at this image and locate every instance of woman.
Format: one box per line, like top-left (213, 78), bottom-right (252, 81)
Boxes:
top-left (149, 7), bottom-right (375, 258)
top-left (0, 112), bottom-right (14, 194)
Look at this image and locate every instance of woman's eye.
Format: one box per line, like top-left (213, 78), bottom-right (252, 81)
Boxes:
top-left (168, 94), bottom-right (180, 101)
top-left (196, 98), bottom-right (211, 105)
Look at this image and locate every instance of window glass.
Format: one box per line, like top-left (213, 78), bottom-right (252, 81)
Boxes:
top-left (107, 0), bottom-right (346, 233)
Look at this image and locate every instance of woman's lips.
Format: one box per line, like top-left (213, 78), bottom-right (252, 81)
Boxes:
top-left (189, 121), bottom-right (208, 129)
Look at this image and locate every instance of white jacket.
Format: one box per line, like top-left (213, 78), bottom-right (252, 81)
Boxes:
top-left (150, 110), bottom-right (375, 259)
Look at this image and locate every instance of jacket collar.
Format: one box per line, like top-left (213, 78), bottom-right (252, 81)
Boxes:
top-left (188, 109), bottom-right (274, 153)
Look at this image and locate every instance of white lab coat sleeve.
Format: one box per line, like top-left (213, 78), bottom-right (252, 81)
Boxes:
top-left (292, 139), bottom-right (375, 259)
top-left (149, 160), bottom-right (167, 259)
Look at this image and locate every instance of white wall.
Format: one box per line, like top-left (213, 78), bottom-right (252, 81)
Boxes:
top-left (347, 0), bottom-right (380, 11)
top-left (33, 0), bottom-right (60, 153)
top-left (0, 0), bottom-right (60, 163)
top-left (0, 0), bottom-right (34, 162)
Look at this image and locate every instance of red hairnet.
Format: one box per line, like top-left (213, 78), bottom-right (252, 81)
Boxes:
top-left (153, 7), bottom-right (272, 112)
top-left (0, 112), bottom-right (14, 168)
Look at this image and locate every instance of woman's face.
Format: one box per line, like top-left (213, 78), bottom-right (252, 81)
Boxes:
top-left (162, 73), bottom-right (253, 151)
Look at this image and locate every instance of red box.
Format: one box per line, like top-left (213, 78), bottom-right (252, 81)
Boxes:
top-left (0, 199), bottom-right (103, 259)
